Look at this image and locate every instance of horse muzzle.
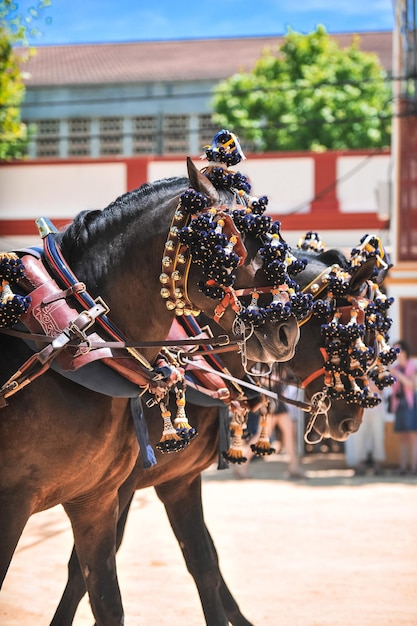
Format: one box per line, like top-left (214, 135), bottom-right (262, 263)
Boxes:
top-left (248, 315), bottom-right (300, 364)
top-left (312, 405), bottom-right (364, 442)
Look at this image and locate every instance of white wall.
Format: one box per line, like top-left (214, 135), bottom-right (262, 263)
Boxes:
top-left (0, 163), bottom-right (126, 218)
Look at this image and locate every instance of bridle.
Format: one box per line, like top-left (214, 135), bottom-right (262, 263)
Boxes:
top-left (160, 191), bottom-right (295, 321)
top-left (285, 246), bottom-right (396, 443)
top-left (159, 181), bottom-right (312, 375)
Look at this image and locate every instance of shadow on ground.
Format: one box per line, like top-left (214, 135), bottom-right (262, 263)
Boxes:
top-left (203, 452), bottom-right (417, 487)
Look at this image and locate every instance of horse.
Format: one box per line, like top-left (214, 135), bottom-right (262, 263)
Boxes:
top-left (0, 157), bottom-right (302, 626)
top-left (49, 241), bottom-right (395, 625)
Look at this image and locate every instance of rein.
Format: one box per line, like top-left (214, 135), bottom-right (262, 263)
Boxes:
top-left (180, 355), bottom-right (311, 411)
top-left (0, 326), bottom-right (240, 352)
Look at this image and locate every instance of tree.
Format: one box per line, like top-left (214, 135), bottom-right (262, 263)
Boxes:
top-left (212, 25), bottom-right (392, 152)
top-left (0, 0), bottom-right (51, 160)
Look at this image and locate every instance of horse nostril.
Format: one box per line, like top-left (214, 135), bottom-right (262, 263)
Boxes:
top-left (279, 325), bottom-right (289, 347)
top-left (340, 419), bottom-right (356, 434)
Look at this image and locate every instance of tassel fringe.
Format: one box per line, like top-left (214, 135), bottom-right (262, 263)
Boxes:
top-left (156, 403), bottom-right (188, 454)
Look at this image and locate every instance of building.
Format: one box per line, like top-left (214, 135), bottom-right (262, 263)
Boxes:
top-left (19, 32), bottom-right (393, 159)
top-left (389, 0), bottom-right (417, 352)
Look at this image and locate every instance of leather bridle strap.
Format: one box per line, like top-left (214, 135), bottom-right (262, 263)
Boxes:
top-left (0, 326), bottom-right (238, 350)
top-left (213, 287), bottom-right (241, 323)
top-left (300, 348), bottom-right (328, 390)
top-left (213, 284), bottom-right (290, 323)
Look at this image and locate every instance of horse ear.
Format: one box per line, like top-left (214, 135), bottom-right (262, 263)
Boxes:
top-left (348, 257), bottom-right (377, 294)
top-left (373, 264), bottom-right (391, 285)
top-left (187, 156), bottom-right (220, 205)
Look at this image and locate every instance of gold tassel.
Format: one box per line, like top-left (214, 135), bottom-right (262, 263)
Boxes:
top-left (155, 402), bottom-right (188, 454)
top-left (1, 280), bottom-right (13, 303)
top-left (223, 409), bottom-right (247, 464)
top-left (250, 412), bottom-right (275, 457)
top-left (333, 372), bottom-right (345, 393)
top-left (173, 386), bottom-right (197, 442)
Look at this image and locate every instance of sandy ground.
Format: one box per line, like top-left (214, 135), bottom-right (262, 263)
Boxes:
top-left (1, 453), bottom-right (417, 626)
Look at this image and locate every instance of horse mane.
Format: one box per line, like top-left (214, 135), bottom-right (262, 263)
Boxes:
top-left (56, 176), bottom-right (189, 259)
top-left (294, 247), bottom-right (349, 270)
top-left (314, 248), bottom-right (349, 269)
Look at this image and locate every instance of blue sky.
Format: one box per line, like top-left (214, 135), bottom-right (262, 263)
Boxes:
top-left (10, 0), bottom-right (395, 46)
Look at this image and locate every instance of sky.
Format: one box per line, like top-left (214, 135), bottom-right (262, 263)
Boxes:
top-left (10, 0), bottom-right (395, 46)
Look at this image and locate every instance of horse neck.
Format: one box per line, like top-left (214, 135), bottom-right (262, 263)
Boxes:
top-left (58, 182), bottom-right (186, 356)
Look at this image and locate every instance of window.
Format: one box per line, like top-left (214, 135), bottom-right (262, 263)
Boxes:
top-left (68, 119), bottom-right (91, 156)
top-left (99, 117), bottom-right (123, 155)
top-left (35, 119), bottom-right (60, 157)
top-left (132, 116), bottom-right (158, 154)
top-left (162, 115), bottom-right (189, 153)
top-left (198, 115), bottom-right (218, 151)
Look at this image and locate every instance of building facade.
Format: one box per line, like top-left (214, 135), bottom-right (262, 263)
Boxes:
top-left (19, 33), bottom-right (393, 159)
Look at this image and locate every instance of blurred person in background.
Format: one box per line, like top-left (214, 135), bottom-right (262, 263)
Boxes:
top-left (344, 380), bottom-right (386, 476)
top-left (390, 340), bottom-right (417, 475)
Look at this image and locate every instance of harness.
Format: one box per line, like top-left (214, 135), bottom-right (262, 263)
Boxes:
top-left (178, 247), bottom-right (396, 450)
top-left (0, 210), bottom-right (271, 463)
top-left (0, 125), bottom-right (396, 460)
top-left (0, 221), bottom-right (238, 409)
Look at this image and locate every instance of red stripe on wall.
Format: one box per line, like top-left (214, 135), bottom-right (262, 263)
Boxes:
top-left (274, 212), bottom-right (389, 231)
top-left (0, 213), bottom-right (389, 238)
top-left (126, 158), bottom-right (150, 191)
top-left (0, 219), bottom-right (72, 237)
top-left (311, 152), bottom-right (340, 213)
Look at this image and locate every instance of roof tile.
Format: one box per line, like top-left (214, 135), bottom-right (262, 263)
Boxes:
top-left (18, 33), bottom-right (392, 87)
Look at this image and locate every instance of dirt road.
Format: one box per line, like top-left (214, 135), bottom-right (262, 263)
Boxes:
top-left (1, 454), bottom-right (417, 625)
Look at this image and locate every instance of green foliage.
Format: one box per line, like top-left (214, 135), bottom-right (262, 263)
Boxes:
top-left (0, 26), bottom-right (28, 159)
top-left (213, 25), bottom-right (392, 152)
top-left (0, 0), bottom-right (51, 160)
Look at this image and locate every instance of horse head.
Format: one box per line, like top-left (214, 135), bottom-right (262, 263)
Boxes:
top-left (54, 154), bottom-right (302, 372)
top-left (280, 236), bottom-right (396, 442)
top-left (183, 157), bottom-right (302, 364)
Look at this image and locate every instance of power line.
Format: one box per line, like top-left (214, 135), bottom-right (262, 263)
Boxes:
top-left (285, 151), bottom-right (388, 216)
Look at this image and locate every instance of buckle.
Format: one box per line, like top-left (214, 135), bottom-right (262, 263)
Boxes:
top-left (94, 295), bottom-right (110, 316)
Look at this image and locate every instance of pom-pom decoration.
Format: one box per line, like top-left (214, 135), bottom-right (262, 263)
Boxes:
top-left (202, 129), bottom-right (246, 168)
top-left (312, 236), bottom-right (397, 408)
top-left (173, 384), bottom-right (198, 442)
top-left (297, 231), bottom-right (326, 254)
top-left (349, 234), bottom-right (392, 276)
top-left (0, 253), bottom-right (32, 328)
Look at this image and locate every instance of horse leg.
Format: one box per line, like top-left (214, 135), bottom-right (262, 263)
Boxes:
top-left (62, 493), bottom-right (123, 626)
top-left (49, 545), bottom-right (88, 626)
top-left (0, 497), bottom-right (32, 588)
top-left (155, 476), bottom-right (254, 626)
top-left (50, 492), bottom-right (135, 626)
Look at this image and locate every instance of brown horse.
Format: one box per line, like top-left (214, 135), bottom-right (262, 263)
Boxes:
top-left (49, 244), bottom-right (390, 625)
top-left (0, 159), bottom-right (301, 626)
